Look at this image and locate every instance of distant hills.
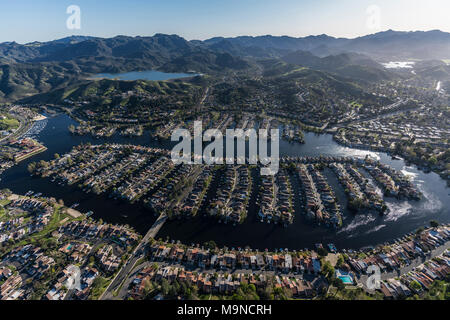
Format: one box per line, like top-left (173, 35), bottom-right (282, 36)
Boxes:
top-left (0, 34), bottom-right (249, 69)
top-left (2, 30), bottom-right (449, 64)
top-left (203, 30), bottom-right (450, 60)
top-left (281, 51), bottom-right (394, 83)
top-left (0, 30), bottom-right (449, 102)
top-left (18, 78), bottom-right (199, 106)
top-left (0, 34), bottom-right (251, 102)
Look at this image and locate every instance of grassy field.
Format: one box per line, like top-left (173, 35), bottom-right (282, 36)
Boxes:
top-left (2, 204), bottom-right (71, 253)
top-left (0, 199), bottom-right (11, 206)
top-left (90, 276), bottom-right (112, 300)
top-left (0, 116), bottom-right (20, 130)
top-left (350, 101), bottom-right (363, 109)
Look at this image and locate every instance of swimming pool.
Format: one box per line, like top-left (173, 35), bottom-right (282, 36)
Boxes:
top-left (338, 275), bottom-right (353, 284)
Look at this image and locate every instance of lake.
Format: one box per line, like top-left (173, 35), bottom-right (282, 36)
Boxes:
top-left (382, 61), bottom-right (415, 69)
top-left (0, 114), bottom-right (448, 251)
top-left (90, 70), bottom-right (199, 81)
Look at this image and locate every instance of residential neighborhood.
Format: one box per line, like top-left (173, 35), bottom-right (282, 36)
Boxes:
top-left (0, 190), bottom-right (140, 300)
top-left (122, 225), bottom-right (450, 300)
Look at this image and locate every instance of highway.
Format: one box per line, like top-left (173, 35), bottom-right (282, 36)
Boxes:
top-left (100, 213), bottom-right (168, 300)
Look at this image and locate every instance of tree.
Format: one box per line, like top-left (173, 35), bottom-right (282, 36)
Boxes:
top-left (332, 278), bottom-right (345, 291)
top-left (428, 156), bottom-right (437, 166)
top-left (430, 220), bottom-right (440, 228)
top-left (27, 162), bottom-right (37, 174)
top-left (204, 240), bottom-right (217, 251)
top-left (349, 198), bottom-right (364, 211)
top-left (336, 255), bottom-right (345, 268)
top-left (416, 227), bottom-right (425, 235)
top-left (317, 247), bottom-right (328, 257)
top-left (160, 279), bottom-right (169, 296)
top-left (321, 260), bottom-right (335, 281)
top-left (409, 280), bottom-right (422, 292)
top-left (39, 160), bottom-right (48, 168)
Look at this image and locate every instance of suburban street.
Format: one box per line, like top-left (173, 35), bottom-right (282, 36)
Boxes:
top-left (358, 241), bottom-right (450, 291)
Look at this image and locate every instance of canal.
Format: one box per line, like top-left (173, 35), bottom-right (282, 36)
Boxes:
top-left (0, 113), bottom-right (448, 250)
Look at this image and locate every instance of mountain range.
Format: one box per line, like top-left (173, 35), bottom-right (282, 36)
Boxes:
top-left (203, 30), bottom-right (450, 60)
top-left (0, 30), bottom-right (449, 102)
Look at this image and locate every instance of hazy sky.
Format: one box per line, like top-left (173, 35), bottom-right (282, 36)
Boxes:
top-left (1, 0), bottom-right (450, 43)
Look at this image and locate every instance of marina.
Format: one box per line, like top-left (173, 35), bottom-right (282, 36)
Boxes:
top-left (0, 113), bottom-right (448, 251)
